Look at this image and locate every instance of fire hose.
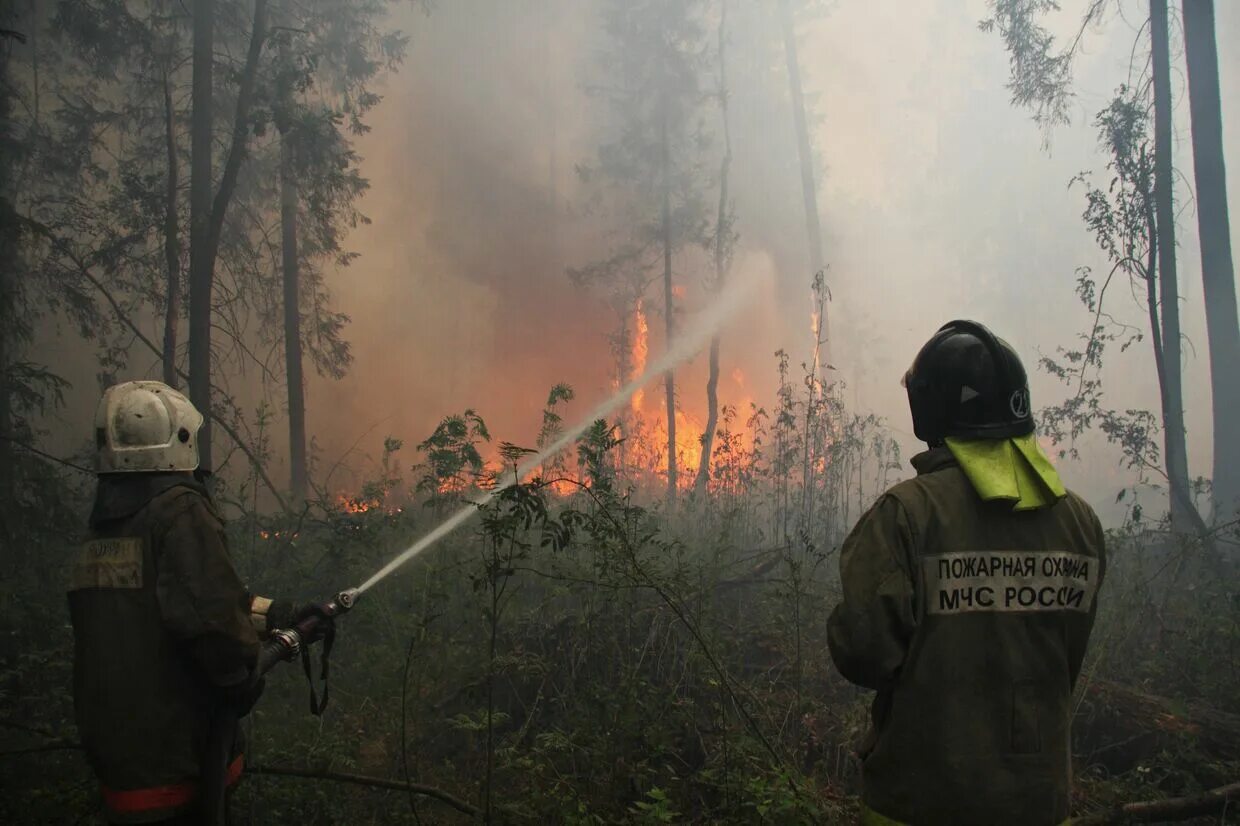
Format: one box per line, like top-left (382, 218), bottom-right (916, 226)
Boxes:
top-left (255, 587), bottom-right (359, 679)
top-left (201, 587), bottom-right (360, 825)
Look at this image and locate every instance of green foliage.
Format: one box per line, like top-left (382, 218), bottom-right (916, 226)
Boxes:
top-left (979, 0), bottom-right (1111, 134)
top-left (1037, 89), bottom-right (1169, 490)
top-left (415, 409), bottom-right (492, 508)
top-left (979, 0), bottom-right (1077, 129)
top-left (577, 418), bottom-right (623, 493)
top-left (3, 356), bottom-right (1235, 823)
top-left (631, 786), bottom-right (680, 822)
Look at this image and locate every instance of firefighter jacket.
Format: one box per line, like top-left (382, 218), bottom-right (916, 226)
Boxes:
top-left (68, 473), bottom-right (260, 823)
top-left (827, 447), bottom-right (1106, 826)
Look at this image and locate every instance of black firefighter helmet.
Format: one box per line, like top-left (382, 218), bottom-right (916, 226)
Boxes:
top-left (904, 320), bottom-right (1034, 446)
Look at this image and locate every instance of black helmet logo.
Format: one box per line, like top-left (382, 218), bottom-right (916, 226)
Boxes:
top-left (1009, 388), bottom-right (1030, 419)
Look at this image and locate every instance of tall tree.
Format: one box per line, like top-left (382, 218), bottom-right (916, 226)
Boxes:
top-left (280, 125), bottom-right (307, 499)
top-left (695, 0), bottom-right (736, 497)
top-left (189, 0), bottom-right (268, 471)
top-left (777, 0), bottom-right (828, 353)
top-left (161, 60), bottom-right (182, 388)
top-left (571, 0), bottom-right (712, 502)
top-left (0, 22), bottom-right (21, 509)
top-left (188, 0), bottom-right (215, 465)
top-left (660, 94), bottom-right (679, 502)
top-left (261, 0), bottom-right (405, 500)
top-left (983, 0), bottom-right (1203, 529)
top-left (1150, 0), bottom-right (1195, 531)
top-left (1181, 0), bottom-right (1240, 522)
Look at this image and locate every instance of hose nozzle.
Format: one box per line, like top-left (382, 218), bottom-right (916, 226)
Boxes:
top-left (332, 587), bottom-right (359, 614)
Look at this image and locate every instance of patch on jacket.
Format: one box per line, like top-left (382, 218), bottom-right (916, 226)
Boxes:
top-left (923, 551), bottom-right (1097, 615)
top-left (69, 538), bottom-right (144, 590)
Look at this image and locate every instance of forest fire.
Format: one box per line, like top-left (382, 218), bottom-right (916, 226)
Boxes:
top-left (631, 299), bottom-right (649, 413)
top-left (337, 495), bottom-right (378, 514)
top-left (613, 301), bottom-right (756, 491)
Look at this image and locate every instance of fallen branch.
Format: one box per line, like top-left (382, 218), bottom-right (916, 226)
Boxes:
top-left (1074, 780), bottom-right (1240, 825)
top-left (1080, 680), bottom-right (1240, 761)
top-left (714, 548), bottom-right (786, 590)
top-left (246, 764), bottom-right (479, 818)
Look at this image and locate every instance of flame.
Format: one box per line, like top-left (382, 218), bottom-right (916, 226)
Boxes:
top-left (671, 284), bottom-right (686, 300)
top-left (631, 299), bottom-right (648, 413)
top-left (435, 477), bottom-right (468, 496)
top-left (610, 296), bottom-right (763, 492)
top-left (545, 474), bottom-right (581, 496)
top-left (258, 529), bottom-right (299, 540)
top-left (810, 306), bottom-right (823, 380)
top-left (337, 494), bottom-right (379, 514)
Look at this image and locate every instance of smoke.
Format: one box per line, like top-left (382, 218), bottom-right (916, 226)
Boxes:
top-left (301, 0), bottom-right (1240, 524)
top-left (310, 0), bottom-right (790, 488)
top-left (34, 0), bottom-right (1238, 526)
top-left (357, 259), bottom-right (769, 594)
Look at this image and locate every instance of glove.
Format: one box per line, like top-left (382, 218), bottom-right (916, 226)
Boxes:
top-left (220, 673), bottom-right (265, 717)
top-left (291, 602), bottom-right (335, 646)
top-left (263, 598), bottom-right (296, 632)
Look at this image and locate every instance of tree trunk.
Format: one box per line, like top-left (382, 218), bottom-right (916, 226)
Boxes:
top-left (188, 0), bottom-right (268, 472)
top-left (0, 30), bottom-right (15, 511)
top-left (661, 96), bottom-right (677, 505)
top-left (1150, 0), bottom-right (1196, 532)
top-left (281, 132), bottom-right (307, 502)
top-left (0, 273), bottom-right (10, 511)
top-left (695, 0), bottom-right (733, 498)
top-left (1076, 679), bottom-right (1240, 764)
top-left (188, 0), bottom-right (214, 466)
top-left (1181, 0), bottom-right (1240, 523)
top-left (161, 69), bottom-right (182, 389)
top-left (778, 0), bottom-right (829, 356)
top-left (0, 219), bottom-right (12, 517)
top-left (616, 299), bottom-right (631, 479)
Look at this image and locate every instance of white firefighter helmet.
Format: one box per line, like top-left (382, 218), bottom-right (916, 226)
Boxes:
top-left (94, 381), bottom-right (204, 473)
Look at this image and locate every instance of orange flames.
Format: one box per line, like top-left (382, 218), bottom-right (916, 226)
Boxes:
top-left (337, 494), bottom-right (378, 514)
top-left (334, 494), bottom-right (404, 515)
top-left (631, 298), bottom-right (648, 412)
top-left (619, 302), bottom-right (756, 492)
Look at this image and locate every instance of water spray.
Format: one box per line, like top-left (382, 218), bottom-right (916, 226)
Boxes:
top-left (355, 265), bottom-right (767, 595)
top-left (251, 262), bottom-right (764, 684)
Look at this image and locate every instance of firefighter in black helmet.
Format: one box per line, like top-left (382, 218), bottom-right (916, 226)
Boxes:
top-left (68, 381), bottom-right (331, 824)
top-left (827, 321), bottom-right (1106, 826)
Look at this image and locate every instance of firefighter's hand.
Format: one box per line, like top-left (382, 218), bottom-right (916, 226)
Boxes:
top-left (220, 674), bottom-right (265, 717)
top-left (292, 602), bottom-right (336, 646)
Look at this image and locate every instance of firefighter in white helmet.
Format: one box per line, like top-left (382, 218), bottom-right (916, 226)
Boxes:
top-left (68, 381), bottom-right (324, 824)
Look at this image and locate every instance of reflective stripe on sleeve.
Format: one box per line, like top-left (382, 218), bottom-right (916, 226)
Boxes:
top-left (250, 595), bottom-right (274, 633)
top-left (101, 754), bottom-right (244, 814)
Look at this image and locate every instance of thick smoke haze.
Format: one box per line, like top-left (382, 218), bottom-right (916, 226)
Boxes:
top-left (297, 0), bottom-right (1240, 524)
top-left (32, 1), bottom-right (1236, 525)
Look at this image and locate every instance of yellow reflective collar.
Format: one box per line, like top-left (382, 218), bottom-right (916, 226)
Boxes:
top-left (944, 433), bottom-right (1066, 511)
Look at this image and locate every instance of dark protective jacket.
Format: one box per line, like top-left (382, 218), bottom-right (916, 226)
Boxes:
top-left (827, 448), bottom-right (1105, 826)
top-left (68, 473), bottom-right (259, 823)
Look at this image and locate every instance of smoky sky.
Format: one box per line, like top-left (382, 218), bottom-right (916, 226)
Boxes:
top-left (36, 0), bottom-right (1234, 523)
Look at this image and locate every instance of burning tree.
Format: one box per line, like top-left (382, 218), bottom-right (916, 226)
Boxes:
top-left (571, 0), bottom-right (715, 505)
